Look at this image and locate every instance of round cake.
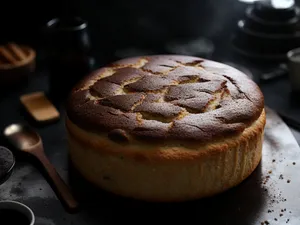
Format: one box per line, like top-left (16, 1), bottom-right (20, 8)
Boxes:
top-left (66, 55), bottom-right (265, 202)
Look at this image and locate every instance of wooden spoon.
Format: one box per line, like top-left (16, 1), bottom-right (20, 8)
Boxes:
top-left (3, 123), bottom-right (79, 212)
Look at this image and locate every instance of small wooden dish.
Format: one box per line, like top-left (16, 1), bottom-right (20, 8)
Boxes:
top-left (20, 92), bottom-right (60, 123)
top-left (0, 42), bottom-right (36, 86)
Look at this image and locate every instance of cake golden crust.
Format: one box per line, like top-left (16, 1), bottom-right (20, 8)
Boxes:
top-left (66, 109), bottom-right (265, 202)
top-left (65, 55), bottom-right (266, 202)
top-left (66, 55), bottom-right (264, 143)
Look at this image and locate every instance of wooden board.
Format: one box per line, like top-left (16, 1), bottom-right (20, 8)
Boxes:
top-left (20, 92), bottom-right (60, 122)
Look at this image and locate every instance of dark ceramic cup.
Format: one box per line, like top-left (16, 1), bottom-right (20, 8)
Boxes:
top-left (44, 17), bottom-right (95, 101)
top-left (0, 200), bottom-right (35, 225)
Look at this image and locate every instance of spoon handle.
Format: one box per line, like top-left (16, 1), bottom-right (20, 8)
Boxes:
top-left (32, 149), bottom-right (79, 212)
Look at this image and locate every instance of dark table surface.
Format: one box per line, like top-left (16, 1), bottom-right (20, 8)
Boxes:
top-left (0, 103), bottom-right (300, 225)
top-left (1, 0), bottom-right (300, 224)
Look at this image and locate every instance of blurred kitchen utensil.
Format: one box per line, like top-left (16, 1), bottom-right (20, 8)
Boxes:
top-left (287, 47), bottom-right (300, 92)
top-left (3, 123), bottom-right (79, 213)
top-left (260, 63), bottom-right (288, 82)
top-left (0, 42), bottom-right (35, 87)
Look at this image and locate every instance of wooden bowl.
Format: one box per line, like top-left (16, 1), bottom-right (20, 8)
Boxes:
top-left (0, 43), bottom-right (36, 86)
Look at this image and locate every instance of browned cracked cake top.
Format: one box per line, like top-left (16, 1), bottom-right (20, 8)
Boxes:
top-left (66, 55), bottom-right (264, 143)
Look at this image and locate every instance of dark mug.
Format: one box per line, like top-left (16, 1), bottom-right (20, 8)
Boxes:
top-left (44, 17), bottom-right (95, 101)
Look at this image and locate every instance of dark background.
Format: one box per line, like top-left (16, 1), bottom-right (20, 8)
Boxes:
top-left (0, 0), bottom-right (248, 64)
top-left (2, 0), bottom-right (300, 67)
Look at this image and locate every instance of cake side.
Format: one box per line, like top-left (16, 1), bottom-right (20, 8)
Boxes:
top-left (66, 55), bottom-right (264, 144)
top-left (66, 109), bottom-right (266, 201)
